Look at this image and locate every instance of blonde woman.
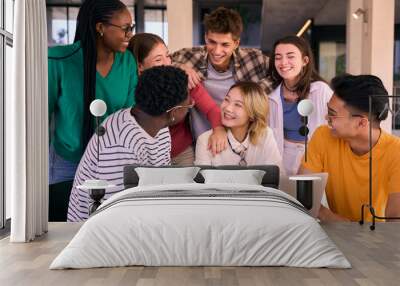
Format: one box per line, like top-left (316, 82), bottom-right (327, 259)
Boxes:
top-left (195, 81), bottom-right (283, 170)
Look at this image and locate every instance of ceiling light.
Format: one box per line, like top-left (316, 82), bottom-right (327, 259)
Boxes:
top-left (296, 19), bottom-right (312, 37)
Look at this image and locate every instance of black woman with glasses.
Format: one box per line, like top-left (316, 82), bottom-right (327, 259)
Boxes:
top-left (195, 81), bottom-right (283, 172)
top-left (48, 0), bottom-right (138, 221)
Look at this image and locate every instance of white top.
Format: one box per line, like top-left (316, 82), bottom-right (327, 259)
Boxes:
top-left (268, 81), bottom-right (333, 156)
top-left (194, 127), bottom-right (284, 173)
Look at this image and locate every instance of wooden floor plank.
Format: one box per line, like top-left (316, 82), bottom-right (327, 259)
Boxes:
top-left (0, 222), bottom-right (399, 286)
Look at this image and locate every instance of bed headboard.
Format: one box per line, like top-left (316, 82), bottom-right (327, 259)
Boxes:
top-left (123, 165), bottom-right (280, 189)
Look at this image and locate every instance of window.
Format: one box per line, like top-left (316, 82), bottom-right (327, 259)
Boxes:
top-left (144, 8), bottom-right (168, 44)
top-left (312, 25), bottom-right (346, 82)
top-left (392, 92), bottom-right (400, 137)
top-left (46, 4), bottom-right (135, 47)
top-left (318, 42), bottom-right (346, 81)
top-left (47, 6), bottom-right (79, 46)
top-left (395, 40), bottom-right (400, 85)
top-left (392, 24), bottom-right (400, 136)
top-left (0, 2), bottom-right (3, 231)
top-left (394, 25), bottom-right (400, 88)
top-left (5, 0), bottom-right (12, 33)
top-left (4, 43), bottom-right (11, 220)
top-left (1, 0), bottom-right (14, 230)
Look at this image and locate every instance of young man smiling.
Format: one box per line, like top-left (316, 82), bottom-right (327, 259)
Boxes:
top-left (300, 74), bottom-right (400, 222)
top-left (172, 7), bottom-right (271, 139)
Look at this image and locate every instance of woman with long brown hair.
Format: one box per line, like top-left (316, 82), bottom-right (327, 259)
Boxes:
top-left (268, 35), bottom-right (333, 175)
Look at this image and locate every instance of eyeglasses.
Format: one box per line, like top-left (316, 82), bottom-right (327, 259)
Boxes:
top-left (105, 23), bottom-right (135, 37)
top-left (326, 114), bottom-right (365, 120)
top-left (166, 98), bottom-right (195, 113)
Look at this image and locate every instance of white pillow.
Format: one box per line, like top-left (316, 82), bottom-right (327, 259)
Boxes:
top-left (135, 167), bottom-right (200, 186)
top-left (200, 169), bottom-right (266, 185)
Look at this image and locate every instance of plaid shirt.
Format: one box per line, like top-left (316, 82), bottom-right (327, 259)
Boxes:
top-left (172, 46), bottom-right (273, 94)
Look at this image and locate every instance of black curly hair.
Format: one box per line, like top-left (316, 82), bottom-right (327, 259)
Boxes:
top-left (134, 66), bottom-right (188, 116)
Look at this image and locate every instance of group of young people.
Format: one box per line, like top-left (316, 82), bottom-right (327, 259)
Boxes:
top-left (48, 0), bottom-right (400, 223)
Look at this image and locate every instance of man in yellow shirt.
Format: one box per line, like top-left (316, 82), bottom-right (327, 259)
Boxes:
top-left (300, 74), bottom-right (400, 222)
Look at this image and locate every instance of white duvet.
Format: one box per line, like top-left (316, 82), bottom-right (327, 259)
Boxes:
top-left (50, 183), bottom-right (351, 269)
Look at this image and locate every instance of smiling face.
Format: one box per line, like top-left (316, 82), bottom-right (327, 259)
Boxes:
top-left (326, 95), bottom-right (368, 139)
top-left (220, 87), bottom-right (250, 129)
top-left (274, 43), bottom-right (309, 83)
top-left (97, 8), bottom-right (133, 53)
top-left (205, 32), bottom-right (239, 71)
top-left (138, 42), bottom-right (171, 73)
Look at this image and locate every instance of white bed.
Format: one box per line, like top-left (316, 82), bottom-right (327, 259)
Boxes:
top-left (50, 182), bottom-right (350, 269)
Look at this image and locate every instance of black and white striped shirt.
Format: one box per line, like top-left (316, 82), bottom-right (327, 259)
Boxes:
top-left (67, 108), bottom-right (171, 222)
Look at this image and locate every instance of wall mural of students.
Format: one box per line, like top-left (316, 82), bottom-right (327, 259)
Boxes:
top-left (48, 0), bottom-right (137, 221)
top-left (129, 33), bottom-right (228, 166)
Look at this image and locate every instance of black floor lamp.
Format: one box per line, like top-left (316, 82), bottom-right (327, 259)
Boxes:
top-left (289, 99), bottom-right (320, 210)
top-left (77, 99), bottom-right (114, 214)
top-left (359, 95), bottom-right (400, 230)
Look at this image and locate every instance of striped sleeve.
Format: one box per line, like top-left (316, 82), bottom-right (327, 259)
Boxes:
top-left (67, 109), bottom-right (171, 221)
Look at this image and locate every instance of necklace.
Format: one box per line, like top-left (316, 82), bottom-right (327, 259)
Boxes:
top-left (282, 81), bottom-right (299, 102)
top-left (227, 137), bottom-right (248, 166)
top-left (283, 81), bottom-right (298, 93)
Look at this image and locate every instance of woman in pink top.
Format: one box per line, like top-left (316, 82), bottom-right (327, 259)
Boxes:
top-left (128, 33), bottom-right (227, 165)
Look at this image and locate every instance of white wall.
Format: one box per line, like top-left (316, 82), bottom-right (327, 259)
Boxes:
top-left (346, 0), bottom-right (395, 132)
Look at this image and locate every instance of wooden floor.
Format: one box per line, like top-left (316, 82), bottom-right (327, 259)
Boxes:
top-left (1, 222), bottom-right (399, 286)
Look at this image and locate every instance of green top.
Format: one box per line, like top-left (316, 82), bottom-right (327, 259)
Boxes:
top-left (48, 41), bottom-right (138, 163)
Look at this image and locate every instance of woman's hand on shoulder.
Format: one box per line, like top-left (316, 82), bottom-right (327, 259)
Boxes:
top-left (207, 126), bottom-right (228, 156)
top-left (179, 64), bottom-right (203, 89)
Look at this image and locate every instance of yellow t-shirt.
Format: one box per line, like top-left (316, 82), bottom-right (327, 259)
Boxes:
top-left (302, 125), bottom-right (400, 221)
